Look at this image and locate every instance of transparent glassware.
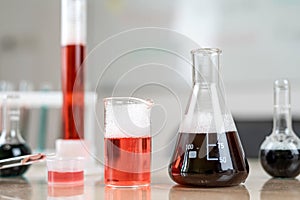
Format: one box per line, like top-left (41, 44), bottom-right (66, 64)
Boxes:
top-left (168, 48), bottom-right (249, 187)
top-left (259, 79), bottom-right (300, 178)
top-left (103, 97), bottom-right (153, 187)
top-left (0, 94), bottom-right (31, 177)
top-left (61, 0), bottom-right (86, 140)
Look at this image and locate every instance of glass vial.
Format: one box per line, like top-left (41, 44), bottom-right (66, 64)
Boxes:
top-left (168, 48), bottom-right (249, 187)
top-left (0, 95), bottom-right (31, 177)
top-left (259, 79), bottom-right (300, 178)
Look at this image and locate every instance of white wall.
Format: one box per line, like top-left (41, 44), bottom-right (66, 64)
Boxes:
top-left (1, 1), bottom-right (300, 162)
top-left (0, 0), bottom-right (300, 116)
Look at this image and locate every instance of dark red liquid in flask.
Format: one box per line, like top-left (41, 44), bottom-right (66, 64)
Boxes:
top-left (260, 149), bottom-right (300, 178)
top-left (259, 79), bottom-right (300, 178)
top-left (61, 44), bottom-right (85, 139)
top-left (169, 132), bottom-right (249, 187)
top-left (0, 144), bottom-right (31, 177)
top-left (168, 48), bottom-right (249, 187)
top-left (0, 95), bottom-right (32, 177)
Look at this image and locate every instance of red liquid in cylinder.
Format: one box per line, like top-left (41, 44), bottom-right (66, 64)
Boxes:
top-left (105, 137), bottom-right (151, 186)
top-left (48, 171), bottom-right (84, 184)
top-left (61, 44), bottom-right (85, 139)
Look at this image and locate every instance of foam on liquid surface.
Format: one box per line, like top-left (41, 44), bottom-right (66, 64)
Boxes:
top-left (181, 112), bottom-right (237, 133)
top-left (105, 103), bottom-right (150, 138)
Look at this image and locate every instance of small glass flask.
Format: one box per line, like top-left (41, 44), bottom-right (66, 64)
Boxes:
top-left (0, 94), bottom-right (31, 177)
top-left (259, 79), bottom-right (300, 178)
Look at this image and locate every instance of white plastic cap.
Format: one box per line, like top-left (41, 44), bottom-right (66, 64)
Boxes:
top-left (61, 0), bottom-right (86, 46)
top-left (55, 139), bottom-right (89, 158)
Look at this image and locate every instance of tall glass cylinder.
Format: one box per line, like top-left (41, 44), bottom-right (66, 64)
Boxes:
top-left (61, 0), bottom-right (86, 139)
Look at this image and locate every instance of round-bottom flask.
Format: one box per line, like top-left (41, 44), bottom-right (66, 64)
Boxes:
top-left (0, 95), bottom-right (32, 177)
top-left (259, 79), bottom-right (300, 178)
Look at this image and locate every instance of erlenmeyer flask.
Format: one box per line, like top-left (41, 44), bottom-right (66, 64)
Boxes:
top-left (259, 79), bottom-right (300, 178)
top-left (168, 48), bottom-right (249, 187)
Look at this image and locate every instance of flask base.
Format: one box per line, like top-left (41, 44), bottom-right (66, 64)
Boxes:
top-left (169, 170), bottom-right (248, 187)
top-left (260, 149), bottom-right (300, 178)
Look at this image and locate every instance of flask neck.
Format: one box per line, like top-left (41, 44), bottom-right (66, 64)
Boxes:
top-left (192, 48), bottom-right (221, 85)
top-left (272, 80), bottom-right (293, 135)
top-left (0, 100), bottom-right (25, 144)
top-left (273, 107), bottom-right (292, 134)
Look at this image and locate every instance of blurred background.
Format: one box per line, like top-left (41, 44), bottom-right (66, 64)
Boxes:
top-left (0, 0), bottom-right (300, 162)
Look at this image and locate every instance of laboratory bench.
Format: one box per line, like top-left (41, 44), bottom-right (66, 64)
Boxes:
top-left (0, 159), bottom-right (299, 200)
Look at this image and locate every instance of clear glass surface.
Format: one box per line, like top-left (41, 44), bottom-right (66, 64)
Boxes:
top-left (103, 97), bottom-right (153, 187)
top-left (259, 79), bottom-right (300, 178)
top-left (168, 48), bottom-right (249, 187)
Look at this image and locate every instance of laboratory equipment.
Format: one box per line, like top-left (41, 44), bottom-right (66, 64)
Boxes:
top-left (168, 48), bottom-right (249, 187)
top-left (58, 0), bottom-right (89, 170)
top-left (259, 79), bottom-right (300, 178)
top-left (0, 153), bottom-right (46, 170)
top-left (0, 95), bottom-right (32, 177)
top-left (103, 97), bottom-right (153, 187)
top-left (38, 84), bottom-right (52, 151)
top-left (18, 80), bottom-right (33, 142)
top-left (47, 156), bottom-right (85, 185)
top-left (61, 0), bottom-right (86, 140)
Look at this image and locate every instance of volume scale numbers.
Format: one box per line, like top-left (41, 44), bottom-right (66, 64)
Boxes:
top-left (206, 133), bottom-right (227, 163)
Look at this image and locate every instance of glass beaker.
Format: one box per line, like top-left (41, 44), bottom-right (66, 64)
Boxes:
top-left (259, 79), bottom-right (300, 178)
top-left (103, 97), bottom-right (153, 187)
top-left (168, 48), bottom-right (249, 187)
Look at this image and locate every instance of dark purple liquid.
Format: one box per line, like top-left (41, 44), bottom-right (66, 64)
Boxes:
top-left (168, 132), bottom-right (249, 187)
top-left (260, 149), bottom-right (300, 178)
top-left (0, 143), bottom-right (31, 177)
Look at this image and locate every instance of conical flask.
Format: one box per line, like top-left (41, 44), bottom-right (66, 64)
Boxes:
top-left (168, 48), bottom-right (249, 187)
top-left (259, 79), bottom-right (300, 178)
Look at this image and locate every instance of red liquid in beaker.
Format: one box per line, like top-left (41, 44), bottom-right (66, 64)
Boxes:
top-left (105, 137), bottom-right (151, 186)
top-left (48, 171), bottom-right (84, 184)
top-left (61, 44), bottom-right (85, 139)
